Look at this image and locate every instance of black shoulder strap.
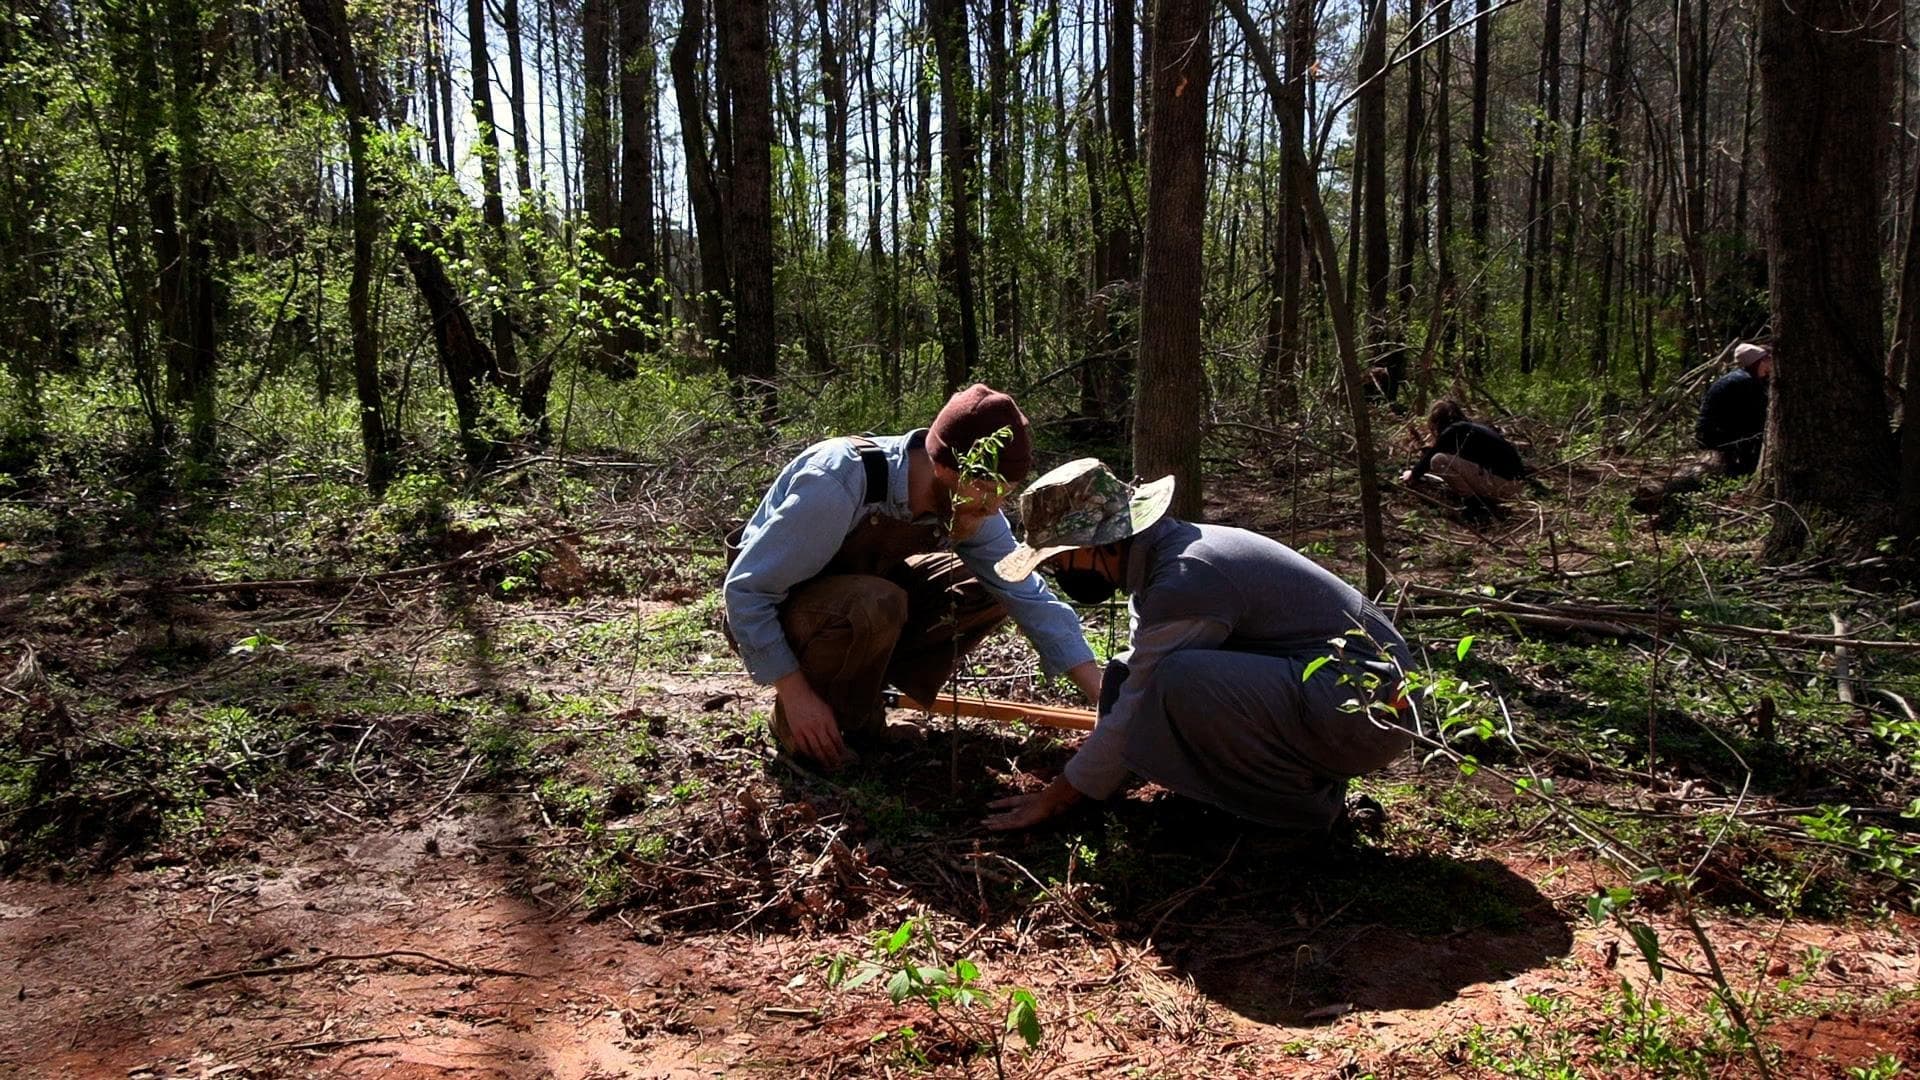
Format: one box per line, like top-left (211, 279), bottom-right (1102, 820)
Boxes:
top-left (848, 436), bottom-right (890, 507)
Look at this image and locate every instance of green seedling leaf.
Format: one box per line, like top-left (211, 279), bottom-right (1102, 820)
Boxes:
top-left (886, 969), bottom-right (913, 1004)
top-left (1628, 921), bottom-right (1664, 982)
top-left (1008, 989), bottom-right (1042, 1048)
top-left (1456, 635), bottom-right (1475, 662)
top-left (884, 921), bottom-right (912, 954)
top-left (841, 963), bottom-right (881, 991)
top-left (1302, 656), bottom-right (1332, 682)
top-left (954, 959), bottom-right (979, 984)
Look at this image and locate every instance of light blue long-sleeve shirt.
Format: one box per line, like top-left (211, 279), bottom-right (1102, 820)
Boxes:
top-left (723, 430), bottom-right (1096, 686)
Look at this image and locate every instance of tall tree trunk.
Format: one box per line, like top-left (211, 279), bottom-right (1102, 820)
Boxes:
top-left (1090, 0), bottom-right (1140, 422)
top-left (671, 0), bottom-right (729, 358)
top-left (986, 0), bottom-right (1014, 353)
top-left (928, 0), bottom-right (979, 392)
top-left (1358, 0), bottom-right (1394, 394)
top-left (1517, 0), bottom-right (1560, 375)
top-left (814, 0), bottom-right (848, 249)
top-left (1894, 140), bottom-right (1920, 537)
top-left (1135, 0), bottom-right (1212, 517)
top-left (1552, 0), bottom-right (1591, 369)
top-left (468, 0), bottom-right (519, 389)
top-left (1468, 0), bottom-right (1492, 373)
top-left (1676, 0), bottom-right (1710, 363)
top-left (582, 0), bottom-right (614, 241)
top-left (1433, 0), bottom-right (1458, 380)
top-left (501, 0), bottom-right (536, 200)
top-left (293, 0), bottom-right (392, 492)
top-left (1759, 0), bottom-right (1899, 557)
top-left (1226, 0), bottom-right (1389, 595)
top-left (1272, 0), bottom-right (1313, 416)
top-left (725, 0), bottom-right (778, 418)
top-left (1588, 0), bottom-right (1629, 376)
top-left (166, 0), bottom-right (218, 460)
top-left (546, 0), bottom-right (573, 216)
top-left (1396, 0), bottom-right (1426, 318)
top-left (616, 0), bottom-right (658, 363)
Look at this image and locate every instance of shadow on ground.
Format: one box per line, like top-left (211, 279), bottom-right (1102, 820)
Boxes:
top-left (769, 716), bottom-right (1576, 1025)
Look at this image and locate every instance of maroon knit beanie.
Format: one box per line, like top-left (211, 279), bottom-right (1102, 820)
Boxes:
top-left (925, 384), bottom-right (1034, 483)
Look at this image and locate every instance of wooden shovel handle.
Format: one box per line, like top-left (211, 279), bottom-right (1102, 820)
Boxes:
top-left (896, 692), bottom-right (1097, 732)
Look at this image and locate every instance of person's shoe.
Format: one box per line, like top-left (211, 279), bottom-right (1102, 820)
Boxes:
top-left (1338, 793), bottom-right (1389, 840)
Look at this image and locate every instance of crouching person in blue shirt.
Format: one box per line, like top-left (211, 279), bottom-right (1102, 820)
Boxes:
top-left (983, 459), bottom-right (1414, 846)
top-left (724, 385), bottom-right (1103, 768)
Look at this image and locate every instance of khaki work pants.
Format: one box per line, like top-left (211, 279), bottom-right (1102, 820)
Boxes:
top-left (1428, 453), bottom-right (1524, 503)
top-left (773, 553), bottom-right (1007, 743)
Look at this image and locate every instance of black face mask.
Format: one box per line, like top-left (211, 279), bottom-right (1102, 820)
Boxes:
top-left (1050, 568), bottom-right (1117, 605)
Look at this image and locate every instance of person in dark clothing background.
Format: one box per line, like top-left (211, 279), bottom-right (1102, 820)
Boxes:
top-left (1695, 342), bottom-right (1772, 476)
top-left (1401, 399), bottom-right (1528, 507)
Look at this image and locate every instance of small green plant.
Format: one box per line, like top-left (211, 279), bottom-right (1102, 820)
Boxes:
top-left (1847, 1054), bottom-right (1905, 1080)
top-left (826, 918), bottom-right (1042, 1077)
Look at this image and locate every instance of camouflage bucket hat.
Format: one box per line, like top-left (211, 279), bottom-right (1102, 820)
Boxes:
top-left (993, 458), bottom-right (1176, 583)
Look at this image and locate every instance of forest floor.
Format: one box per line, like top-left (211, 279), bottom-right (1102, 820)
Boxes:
top-left (2, 417), bottom-right (1919, 1078)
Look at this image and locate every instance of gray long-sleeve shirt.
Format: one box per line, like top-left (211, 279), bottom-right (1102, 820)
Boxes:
top-left (723, 431), bottom-right (1096, 686)
top-left (1063, 519), bottom-right (1411, 798)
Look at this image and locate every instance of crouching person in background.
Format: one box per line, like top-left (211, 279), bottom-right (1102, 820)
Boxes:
top-left (981, 459), bottom-right (1412, 849)
top-left (1401, 399), bottom-right (1529, 511)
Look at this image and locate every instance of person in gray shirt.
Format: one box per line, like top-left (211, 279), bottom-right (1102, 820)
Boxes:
top-left (724, 385), bottom-right (1102, 768)
top-left (984, 459), bottom-right (1413, 841)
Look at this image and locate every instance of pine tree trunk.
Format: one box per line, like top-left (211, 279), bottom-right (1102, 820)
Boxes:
top-left (1588, 0), bottom-right (1628, 376)
top-left (616, 0), bottom-right (657, 363)
top-left (1468, 0), bottom-right (1491, 373)
top-left (1396, 0), bottom-right (1426, 319)
top-left (1358, 0), bottom-right (1393, 394)
top-left (670, 0), bottom-right (729, 359)
top-left (1517, 0), bottom-right (1560, 376)
top-left (1433, 0), bottom-right (1458, 380)
top-left (1759, 0), bottom-right (1899, 556)
top-left (724, 0), bottom-right (778, 419)
top-left (815, 0), bottom-right (848, 249)
top-left (1135, 0), bottom-right (1212, 517)
top-left (929, 0), bottom-right (979, 392)
top-left (582, 0), bottom-right (614, 241)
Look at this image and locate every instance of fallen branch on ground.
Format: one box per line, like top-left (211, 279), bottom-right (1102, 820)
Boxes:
top-left (182, 949), bottom-right (533, 990)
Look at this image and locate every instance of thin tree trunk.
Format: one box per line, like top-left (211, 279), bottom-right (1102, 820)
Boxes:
top-left (815, 0), bottom-right (848, 248)
top-left (1468, 0), bottom-right (1491, 373)
top-left (1226, 0), bottom-right (1389, 595)
top-left (1517, 0), bottom-right (1560, 375)
top-left (468, 0), bottom-right (519, 387)
top-left (1433, 0), bottom-right (1458, 384)
top-left (293, 0), bottom-right (392, 492)
top-left (1355, 0), bottom-right (1393, 394)
top-left (1396, 0), bottom-right (1426, 320)
top-left (1589, 0), bottom-right (1629, 376)
top-left (501, 0), bottom-right (536, 200)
